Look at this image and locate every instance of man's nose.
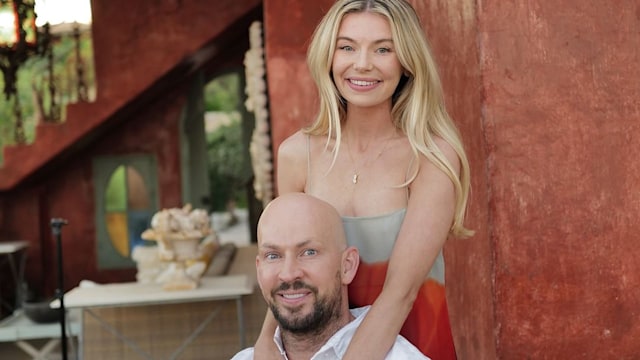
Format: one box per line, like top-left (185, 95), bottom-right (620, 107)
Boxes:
top-left (278, 257), bottom-right (303, 282)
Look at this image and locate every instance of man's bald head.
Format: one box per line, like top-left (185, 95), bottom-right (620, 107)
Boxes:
top-left (257, 193), bottom-right (347, 250)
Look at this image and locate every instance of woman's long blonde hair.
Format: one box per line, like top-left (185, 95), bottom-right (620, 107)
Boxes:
top-left (304, 0), bottom-right (473, 238)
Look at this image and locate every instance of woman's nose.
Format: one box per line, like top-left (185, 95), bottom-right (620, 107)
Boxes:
top-left (353, 52), bottom-right (373, 71)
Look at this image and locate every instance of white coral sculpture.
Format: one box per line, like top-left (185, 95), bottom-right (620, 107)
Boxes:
top-left (244, 21), bottom-right (273, 207)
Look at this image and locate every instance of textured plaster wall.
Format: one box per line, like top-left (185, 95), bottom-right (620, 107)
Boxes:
top-left (480, 1), bottom-right (640, 358)
top-left (263, 0), bottom-right (329, 157)
top-left (90, 0), bottom-right (261, 105)
top-left (418, 1), bottom-right (494, 358)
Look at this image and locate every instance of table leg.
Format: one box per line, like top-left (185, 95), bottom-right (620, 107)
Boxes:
top-left (168, 305), bottom-right (222, 360)
top-left (236, 297), bottom-right (246, 349)
top-left (77, 310), bottom-right (85, 360)
top-left (15, 338), bottom-right (60, 359)
top-left (2, 249), bottom-right (27, 312)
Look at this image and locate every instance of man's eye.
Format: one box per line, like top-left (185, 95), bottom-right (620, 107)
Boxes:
top-left (265, 253), bottom-right (280, 260)
top-left (302, 249), bottom-right (317, 256)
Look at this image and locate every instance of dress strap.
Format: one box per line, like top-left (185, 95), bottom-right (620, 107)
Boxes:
top-left (404, 153), bottom-right (416, 201)
top-left (306, 134), bottom-right (312, 189)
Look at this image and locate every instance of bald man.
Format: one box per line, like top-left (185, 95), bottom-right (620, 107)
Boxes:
top-left (232, 193), bottom-right (428, 360)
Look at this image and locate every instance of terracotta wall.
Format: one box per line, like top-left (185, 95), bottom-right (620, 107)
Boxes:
top-left (418, 1), bottom-right (494, 358)
top-left (264, 0), bottom-right (639, 358)
top-left (479, 1), bottom-right (640, 358)
top-left (90, 0), bottom-right (261, 105)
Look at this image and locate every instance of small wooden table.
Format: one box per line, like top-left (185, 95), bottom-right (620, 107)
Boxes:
top-left (52, 274), bottom-right (255, 359)
top-left (0, 309), bottom-right (81, 359)
top-left (0, 240), bottom-right (29, 314)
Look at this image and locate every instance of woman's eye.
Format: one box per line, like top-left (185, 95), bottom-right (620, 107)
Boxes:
top-left (376, 47), bottom-right (391, 54)
top-left (338, 45), bottom-right (354, 51)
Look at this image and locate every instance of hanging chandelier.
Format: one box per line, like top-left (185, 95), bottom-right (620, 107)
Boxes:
top-left (0, 0), bottom-right (49, 143)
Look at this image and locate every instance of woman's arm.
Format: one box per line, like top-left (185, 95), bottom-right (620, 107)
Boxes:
top-left (252, 310), bottom-right (281, 360)
top-left (342, 139), bottom-right (460, 359)
top-left (252, 131), bottom-right (308, 359)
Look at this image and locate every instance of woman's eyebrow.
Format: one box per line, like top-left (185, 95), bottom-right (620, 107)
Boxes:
top-left (336, 36), bottom-right (393, 44)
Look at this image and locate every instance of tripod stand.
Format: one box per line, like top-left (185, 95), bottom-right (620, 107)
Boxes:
top-left (51, 218), bottom-right (69, 360)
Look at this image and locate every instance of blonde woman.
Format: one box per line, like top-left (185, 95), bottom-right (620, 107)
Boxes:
top-left (255, 0), bottom-right (473, 358)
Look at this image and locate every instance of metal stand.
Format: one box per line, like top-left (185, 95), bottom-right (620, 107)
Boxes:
top-left (50, 218), bottom-right (69, 360)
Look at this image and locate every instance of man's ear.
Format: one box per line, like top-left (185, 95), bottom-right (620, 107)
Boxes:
top-left (255, 255), bottom-right (263, 290)
top-left (341, 246), bottom-right (360, 285)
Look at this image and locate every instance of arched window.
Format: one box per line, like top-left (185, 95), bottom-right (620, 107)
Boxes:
top-left (94, 155), bottom-right (158, 269)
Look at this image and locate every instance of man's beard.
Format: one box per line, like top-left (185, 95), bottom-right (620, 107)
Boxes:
top-left (268, 274), bottom-right (342, 336)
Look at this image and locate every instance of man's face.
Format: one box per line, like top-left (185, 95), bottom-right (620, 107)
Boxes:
top-left (257, 220), bottom-right (345, 334)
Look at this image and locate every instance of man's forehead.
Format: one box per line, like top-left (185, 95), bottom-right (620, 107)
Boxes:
top-left (259, 238), bottom-right (322, 251)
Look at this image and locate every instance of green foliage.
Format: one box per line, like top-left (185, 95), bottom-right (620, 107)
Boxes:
top-left (204, 73), bottom-right (240, 112)
top-left (204, 72), bottom-right (249, 212)
top-left (206, 116), bottom-right (246, 211)
top-left (0, 30), bottom-right (95, 163)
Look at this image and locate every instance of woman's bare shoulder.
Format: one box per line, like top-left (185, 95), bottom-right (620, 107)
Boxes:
top-left (279, 130), bottom-right (306, 151)
top-left (279, 131), bottom-right (331, 158)
top-left (278, 130), bottom-right (308, 165)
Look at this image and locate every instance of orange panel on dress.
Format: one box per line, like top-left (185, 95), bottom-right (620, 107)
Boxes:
top-left (348, 261), bottom-right (457, 360)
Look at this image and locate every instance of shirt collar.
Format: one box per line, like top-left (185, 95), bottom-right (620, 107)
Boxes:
top-left (272, 306), bottom-right (371, 360)
top-left (273, 327), bottom-right (288, 359)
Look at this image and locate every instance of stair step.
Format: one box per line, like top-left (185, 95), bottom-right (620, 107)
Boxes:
top-left (0, 101), bottom-right (109, 190)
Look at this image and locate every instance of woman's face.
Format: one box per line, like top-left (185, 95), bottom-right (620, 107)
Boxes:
top-left (331, 12), bottom-right (404, 110)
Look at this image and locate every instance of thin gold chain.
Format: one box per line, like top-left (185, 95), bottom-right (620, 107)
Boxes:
top-left (345, 131), bottom-right (395, 185)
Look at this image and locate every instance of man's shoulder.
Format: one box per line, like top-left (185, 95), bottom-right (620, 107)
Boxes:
top-left (230, 347), bottom-right (254, 360)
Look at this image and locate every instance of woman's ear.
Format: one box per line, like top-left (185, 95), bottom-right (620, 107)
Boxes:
top-left (341, 246), bottom-right (360, 284)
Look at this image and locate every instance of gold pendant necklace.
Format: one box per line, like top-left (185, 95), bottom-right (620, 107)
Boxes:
top-left (345, 131), bottom-right (395, 185)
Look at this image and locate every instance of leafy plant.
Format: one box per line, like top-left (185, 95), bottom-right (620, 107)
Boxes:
top-left (204, 72), bottom-right (247, 213)
top-left (206, 115), bottom-right (246, 212)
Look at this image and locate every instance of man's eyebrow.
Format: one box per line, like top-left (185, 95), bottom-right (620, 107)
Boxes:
top-left (259, 239), bottom-right (315, 251)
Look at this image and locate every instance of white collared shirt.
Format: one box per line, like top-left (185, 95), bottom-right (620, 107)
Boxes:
top-left (231, 306), bottom-right (430, 360)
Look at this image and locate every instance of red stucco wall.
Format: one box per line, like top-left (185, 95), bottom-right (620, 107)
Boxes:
top-left (263, 0), bottom-right (328, 159)
top-left (417, 1), bottom-right (494, 359)
top-left (480, 1), bottom-right (640, 358)
top-left (91, 0), bottom-right (261, 105)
